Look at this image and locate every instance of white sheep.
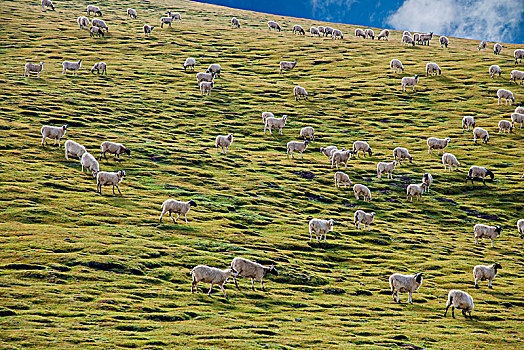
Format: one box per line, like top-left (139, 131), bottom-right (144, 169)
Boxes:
top-left (478, 40), bottom-right (487, 51)
top-left (92, 18), bottom-right (108, 31)
top-left (143, 24), bottom-right (155, 37)
top-left (473, 127), bottom-right (489, 143)
top-left (426, 137), bottom-right (450, 154)
top-left (206, 64), bottom-right (221, 78)
top-left (377, 161), bottom-right (397, 179)
top-left (514, 49), bottom-right (524, 64)
top-left (267, 21), bottom-right (281, 31)
top-left (279, 61), bottom-right (297, 74)
top-left (489, 65), bottom-right (501, 78)
top-left (331, 149), bottom-right (352, 169)
top-left (422, 173), bottom-right (433, 192)
top-left (318, 26), bottom-right (325, 35)
top-left (308, 218), bottom-right (334, 242)
top-left (390, 59), bottom-right (404, 74)
top-left (353, 183), bottom-right (371, 201)
top-left (41, 124), bottom-right (68, 147)
top-left (261, 111), bottom-right (274, 123)
top-left (497, 88), bottom-right (515, 105)
top-left (231, 17), bottom-right (240, 28)
top-left (465, 166), bottom-right (494, 186)
top-left (511, 112), bottom-right (524, 128)
top-left (299, 126), bottom-right (314, 140)
top-left (401, 75), bottom-right (419, 91)
top-left (393, 147), bottom-right (412, 164)
top-left (320, 145), bottom-right (338, 161)
top-left (334, 171), bottom-right (352, 188)
top-left (377, 29), bottom-right (389, 40)
top-left (473, 263), bottom-right (502, 289)
top-left (354, 210), bottom-right (375, 230)
top-left (167, 11), bottom-right (182, 23)
top-left (517, 219), bottom-right (524, 238)
top-left (90, 26), bottom-right (104, 38)
top-left (199, 81), bottom-right (214, 96)
top-left (292, 24), bottom-right (305, 35)
top-left (406, 183), bottom-right (426, 202)
top-left (99, 141), bottom-right (130, 161)
top-left (324, 26), bottom-right (334, 38)
top-left (403, 31), bottom-right (411, 37)
top-left (352, 141), bottom-right (372, 158)
top-left (196, 72), bottom-right (214, 84)
top-left (77, 16), bottom-right (89, 29)
top-left (160, 16), bottom-right (174, 28)
top-left (444, 290), bottom-right (473, 319)
top-left (510, 70), bottom-right (524, 85)
top-left (80, 152), bottom-right (99, 177)
top-left (90, 62), bottom-right (106, 74)
top-left (493, 43), bottom-right (502, 55)
top-left (442, 153), bottom-right (460, 172)
top-left (440, 36), bottom-right (448, 48)
top-left (310, 26), bottom-right (320, 37)
top-left (160, 199), bottom-right (197, 223)
top-left (87, 5), bottom-right (102, 16)
top-left (426, 62), bottom-right (441, 76)
top-left (41, 0), bottom-right (55, 11)
top-left (293, 86), bottom-right (308, 100)
top-left (184, 57), bottom-right (196, 71)
top-left (264, 115), bottom-right (288, 135)
top-left (474, 224), bottom-right (501, 247)
top-left (215, 134), bottom-right (233, 153)
top-left (401, 35), bottom-right (415, 46)
top-left (62, 60), bottom-right (82, 76)
top-left (96, 170), bottom-right (126, 195)
top-left (515, 106), bottom-right (524, 114)
top-left (230, 257), bottom-right (278, 291)
top-left (287, 140), bottom-right (310, 159)
top-left (412, 33), bottom-right (420, 44)
top-left (24, 62), bottom-right (44, 78)
top-left (127, 8), bottom-right (137, 18)
top-left (355, 28), bottom-right (366, 38)
top-left (389, 272), bottom-right (423, 304)
top-left (419, 32), bottom-right (433, 45)
top-left (333, 29), bottom-right (343, 39)
top-left (191, 265), bottom-right (235, 299)
top-left (64, 140), bottom-right (86, 160)
top-left (364, 28), bottom-right (374, 39)
top-left (462, 116), bottom-right (475, 131)
top-left (498, 120), bottom-right (513, 133)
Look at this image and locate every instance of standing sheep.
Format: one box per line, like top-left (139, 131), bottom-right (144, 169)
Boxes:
top-left (334, 171), bottom-right (352, 188)
top-left (498, 120), bottom-right (513, 133)
top-left (191, 265), bottom-right (236, 299)
top-left (80, 152), bottom-right (99, 177)
top-left (511, 112), bottom-right (524, 128)
top-left (196, 72), bottom-right (214, 84)
top-left (320, 145), bottom-right (338, 161)
top-left (444, 290), bottom-right (474, 319)
top-left (41, 124), bottom-right (68, 147)
top-left (91, 18), bottom-right (108, 32)
top-left (87, 5), bottom-right (102, 16)
top-left (354, 210), bottom-right (375, 230)
top-left (143, 25), bottom-right (155, 37)
top-left (308, 218), bottom-right (334, 242)
top-left (497, 89), bottom-right (515, 105)
top-left (364, 28), bottom-right (374, 39)
top-left (440, 36), bottom-right (448, 48)
top-left (215, 134), bottom-right (233, 153)
top-left (393, 147), bottom-right (412, 164)
top-left (184, 57), bottom-right (196, 71)
top-left (355, 28), bottom-right (366, 38)
top-left (292, 25), bottom-right (305, 35)
top-left (390, 59), bottom-right (404, 74)
top-left (90, 62), bottom-right (106, 74)
top-left (353, 184), bottom-right (372, 201)
top-left (462, 116), bottom-right (475, 131)
top-left (478, 40), bottom-right (487, 51)
top-left (318, 26), bottom-right (325, 36)
top-left (41, 0), bottom-right (55, 11)
top-left (377, 29), bottom-right (389, 40)
top-left (427, 137), bottom-right (450, 154)
top-left (510, 70), bottom-right (524, 85)
top-left (406, 183), bottom-right (426, 202)
top-left (293, 86), bottom-right (308, 100)
top-left (279, 61), bottom-right (297, 74)
top-left (377, 161), bottom-right (397, 179)
top-left (264, 115), bottom-right (288, 135)
top-left (401, 75), bottom-right (419, 91)
top-left (231, 17), bottom-right (240, 28)
top-left (493, 43), bottom-right (502, 55)
top-left (489, 65), bottom-right (502, 78)
top-left (64, 140), bottom-right (86, 160)
top-left (160, 16), bottom-right (174, 28)
top-left (127, 8), bottom-right (137, 18)
top-left (310, 27), bottom-right (320, 37)
top-left (167, 11), bottom-right (182, 23)
top-left (474, 224), bottom-right (501, 247)
top-left (62, 60), bottom-right (82, 76)
top-left (96, 170), bottom-right (126, 195)
top-left (473, 263), bottom-right (502, 289)
top-left (333, 29), bottom-right (343, 39)
top-left (99, 141), bottom-right (130, 161)
top-left (422, 173), bottom-right (433, 192)
top-left (199, 81), bottom-right (214, 96)
top-left (90, 26), bottom-right (105, 38)
top-left (473, 127), bottom-right (489, 143)
top-left (77, 16), bottom-right (89, 29)
top-left (206, 64), bottom-right (221, 78)
top-left (24, 62), bottom-right (44, 78)
top-left (267, 21), bottom-right (281, 31)
top-left (389, 272), bottom-right (423, 304)
top-left (160, 199), bottom-right (197, 223)
top-left (515, 106), bottom-right (524, 114)
top-left (299, 126), bottom-right (314, 141)
top-left (352, 141), bottom-right (372, 158)
top-left (442, 153), bottom-right (460, 172)
top-left (426, 62), bottom-right (441, 76)
top-left (261, 111), bottom-right (274, 123)
top-left (401, 35), bottom-right (415, 46)
top-left (331, 149), bottom-right (352, 169)
top-left (230, 257), bottom-right (278, 291)
top-left (514, 49), bottom-right (524, 64)
top-left (286, 140), bottom-right (309, 159)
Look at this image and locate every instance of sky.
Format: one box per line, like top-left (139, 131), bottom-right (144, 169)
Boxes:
top-left (192, 0), bottom-right (524, 44)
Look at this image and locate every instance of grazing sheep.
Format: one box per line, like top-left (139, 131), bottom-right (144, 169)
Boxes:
top-left (264, 115), bottom-right (288, 135)
top-left (261, 111), bottom-right (274, 123)
top-left (24, 62), bottom-right (44, 78)
top-left (184, 57), bottom-right (196, 71)
top-left (510, 70), bottom-right (524, 85)
top-left (96, 170), bottom-right (126, 195)
top-left (41, 124), bottom-right (68, 147)
top-left (403, 31), bottom-right (411, 37)
top-left (389, 273), bottom-right (423, 304)
top-left (160, 16), bottom-right (174, 28)
top-left (92, 18), bottom-right (108, 32)
top-left (167, 11), bottom-right (182, 23)
top-left (279, 61), bottom-right (297, 74)
top-left (473, 263), bottom-right (502, 289)
top-left (489, 65), bottom-right (501, 78)
top-left (517, 219), bottom-right (524, 238)
top-left (440, 36), bottom-right (448, 48)
top-left (401, 35), bottom-right (415, 46)
top-left (390, 59), bottom-right (404, 73)
top-left (90, 62), bottom-right (106, 74)
top-left (413, 33), bottom-right (421, 44)
top-left (292, 24), bottom-right (305, 35)
top-left (514, 49), bottom-right (524, 64)
top-left (331, 149), bottom-right (352, 169)
top-left (393, 147), bottom-right (412, 164)
top-left (515, 106), bottom-right (524, 114)
top-left (80, 152), bottom-right (99, 177)
top-left (474, 224), bottom-right (501, 247)
top-left (478, 40), bottom-right (487, 50)
top-left (230, 257), bottom-right (278, 291)
top-left (419, 32), bottom-right (433, 45)
top-left (497, 88), bottom-right (515, 105)
top-left (318, 26), bottom-right (325, 35)
top-left (127, 8), bottom-right (137, 18)
top-left (196, 72), bottom-right (214, 84)
top-left (426, 62), bottom-right (441, 76)
top-left (422, 173), bottom-right (433, 192)
top-left (206, 64), bottom-right (221, 78)
top-left (287, 140), bottom-right (310, 159)
top-left (191, 265), bottom-right (235, 299)
top-left (143, 24), bottom-right (154, 37)
top-left (406, 183), bottom-right (426, 202)
top-left (90, 26), bottom-right (104, 38)
top-left (293, 86), bottom-right (308, 101)
top-left (353, 184), bottom-right (372, 201)
top-left (320, 145), bottom-right (338, 160)
top-left (352, 141), bottom-right (372, 158)
top-left (267, 21), bottom-right (281, 31)
top-left (334, 171), bottom-right (352, 188)
top-left (324, 26), bottom-right (335, 38)
top-left (231, 17), bottom-right (240, 28)
top-left (473, 127), bottom-right (489, 143)
top-left (160, 199), bottom-right (197, 223)
top-left (310, 26), bottom-right (320, 37)
top-left (498, 120), bottom-right (513, 133)
top-left (308, 218), bottom-right (334, 242)
top-left (466, 166), bottom-right (494, 185)
top-left (377, 29), bottom-right (389, 40)
top-left (77, 16), bottom-right (89, 29)
top-left (444, 290), bottom-right (473, 319)
top-left (299, 126), bottom-right (314, 141)
top-left (62, 60), bottom-right (82, 76)
top-left (41, 0), bottom-right (54, 11)
top-left (87, 5), bottom-right (102, 16)
top-left (401, 75), bottom-right (419, 91)
top-left (462, 116), bottom-right (475, 131)
top-left (355, 28), bottom-right (366, 38)
top-left (333, 29), bottom-right (343, 39)
top-left (427, 137), bottom-right (450, 154)
top-left (199, 81), bottom-right (214, 96)
top-left (493, 43), bottom-right (502, 55)
top-left (364, 28), bottom-right (374, 39)
top-left (99, 141), bottom-right (130, 161)
top-left (511, 112), bottom-right (524, 128)
top-left (215, 134), bottom-right (233, 153)
top-left (354, 210), bottom-right (375, 230)
top-left (442, 153), bottom-right (460, 172)
top-left (64, 140), bottom-right (86, 160)
top-left (377, 161), bottom-right (397, 179)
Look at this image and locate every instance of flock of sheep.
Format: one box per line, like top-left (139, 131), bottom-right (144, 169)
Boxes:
top-left (31, 0), bottom-right (524, 318)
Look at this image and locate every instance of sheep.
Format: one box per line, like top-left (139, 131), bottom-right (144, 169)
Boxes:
top-left (474, 224), bottom-right (501, 247)
top-left (41, 124), bottom-right (68, 147)
top-left (518, 219), bottom-right (524, 238)
top-left (215, 134), bottom-right (233, 153)
top-left (184, 57), bottom-right (196, 71)
top-left (310, 26), bottom-right (320, 37)
top-left (390, 59), bottom-right (404, 74)
top-left (401, 35), bottom-right (415, 46)
top-left (318, 26), bottom-right (325, 35)
top-left (324, 26), bottom-right (334, 38)
top-left (419, 32), bottom-right (433, 45)
top-left (199, 81), bottom-right (214, 96)
top-left (24, 62), bottom-right (44, 78)
top-left (466, 166), bottom-right (494, 185)
top-left (426, 62), bottom-right (441, 76)
top-left (478, 40), bottom-right (487, 51)
top-left (293, 86), bottom-right (308, 101)
top-left (292, 24), bottom-right (305, 35)
top-left (334, 171), bottom-right (352, 188)
top-left (489, 65), bottom-right (501, 78)
top-left (80, 152), bottom-right (99, 177)
top-left (287, 140), bottom-right (310, 159)
top-left (308, 218), bottom-right (334, 242)
top-left (422, 173), bottom-right (433, 192)
top-left (206, 64), bottom-right (221, 78)
top-left (91, 62), bottom-right (106, 74)
top-left (230, 257), bottom-right (278, 291)
top-left (377, 161), bottom-right (397, 179)
top-left (473, 127), bottom-right (489, 143)
top-left (267, 21), bottom-right (281, 31)
top-left (389, 272), bottom-right (423, 304)
top-left (77, 16), bottom-right (89, 29)
top-left (473, 263), bottom-right (502, 289)
top-left (127, 8), bottom-right (137, 18)
top-left (442, 153), bottom-right (460, 172)
top-left (99, 141), bottom-right (130, 161)
top-left (196, 72), bottom-right (214, 84)
top-left (264, 115), bottom-right (288, 135)
top-left (511, 112), bottom-right (524, 128)
top-left (279, 61), bottom-right (297, 74)
top-left (231, 17), bottom-right (240, 28)
top-left (355, 28), bottom-right (366, 38)
top-left (440, 36), bottom-right (448, 48)
top-left (515, 106), bottom-right (524, 114)
top-left (143, 24), bottom-right (154, 37)
top-left (354, 210), bottom-right (375, 230)
top-left (426, 137), bottom-right (450, 154)
top-left (333, 29), bottom-right (343, 39)
top-left (498, 120), bottom-right (513, 133)
top-left (406, 183), bottom-right (426, 202)
top-left (364, 28), bottom-right (374, 39)
top-left (377, 29), bottom-right (389, 40)
top-left (514, 49), bottom-right (524, 64)
top-left (393, 147), bottom-right (412, 164)
top-left (167, 11), bottom-right (182, 23)
top-left (493, 43), bottom-right (502, 55)
top-left (401, 75), bottom-right (419, 91)
top-left (299, 126), bottom-right (314, 141)
top-left (461, 116), bottom-right (475, 132)
top-left (261, 111), bottom-right (274, 123)
top-left (497, 88), bottom-right (515, 105)
top-left (96, 170), bottom-right (126, 195)
top-left (353, 183), bottom-right (372, 201)
top-left (41, 0), bottom-right (54, 11)
top-left (87, 5), bottom-right (102, 16)
top-left (320, 146), bottom-right (338, 161)
top-left (64, 140), bottom-right (86, 160)
top-left (159, 199), bottom-right (197, 223)
top-left (331, 149), bottom-right (352, 169)
top-left (412, 33), bottom-right (420, 44)
top-left (90, 26), bottom-right (104, 38)
top-left (510, 70), bottom-right (524, 85)
top-left (62, 60), bottom-right (82, 76)
top-left (352, 141), bottom-right (372, 158)
top-left (444, 290), bottom-right (474, 319)
top-left (403, 31), bottom-right (411, 37)
top-left (160, 16), bottom-right (174, 28)
top-left (191, 265), bottom-right (235, 299)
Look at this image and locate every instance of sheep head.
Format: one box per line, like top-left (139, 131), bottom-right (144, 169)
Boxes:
top-left (493, 263), bottom-right (502, 270)
top-left (495, 226), bottom-right (502, 235)
top-left (188, 200), bottom-right (197, 207)
top-left (268, 265), bottom-right (278, 276)
top-left (367, 148), bottom-right (373, 157)
top-left (415, 272), bottom-right (424, 283)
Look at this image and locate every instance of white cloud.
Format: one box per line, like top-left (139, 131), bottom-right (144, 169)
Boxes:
top-left (387, 0), bottom-right (523, 43)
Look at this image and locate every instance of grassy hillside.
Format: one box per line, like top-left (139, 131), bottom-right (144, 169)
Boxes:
top-left (0, 0), bottom-right (523, 348)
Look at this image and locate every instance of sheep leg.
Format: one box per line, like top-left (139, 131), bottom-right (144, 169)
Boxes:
top-left (488, 279), bottom-right (493, 288)
top-left (220, 285), bottom-right (227, 299)
top-left (41, 136), bottom-right (46, 146)
top-left (396, 291), bottom-right (399, 303)
top-left (444, 304), bottom-right (451, 317)
top-left (112, 185), bottom-right (115, 195)
top-left (251, 278), bottom-right (255, 291)
top-left (207, 284), bottom-right (213, 296)
top-left (233, 275), bottom-right (240, 290)
top-left (260, 280), bottom-right (265, 291)
top-left (408, 292), bottom-right (413, 304)
top-left (184, 214), bottom-right (188, 223)
top-left (169, 213), bottom-right (176, 224)
top-left (474, 278), bottom-right (479, 288)
top-left (491, 239), bottom-right (494, 248)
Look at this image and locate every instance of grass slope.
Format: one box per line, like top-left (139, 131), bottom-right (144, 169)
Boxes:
top-left (0, 0), bottom-right (523, 348)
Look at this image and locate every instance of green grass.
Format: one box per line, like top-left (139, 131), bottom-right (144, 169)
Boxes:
top-left (1, 0), bottom-right (523, 348)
